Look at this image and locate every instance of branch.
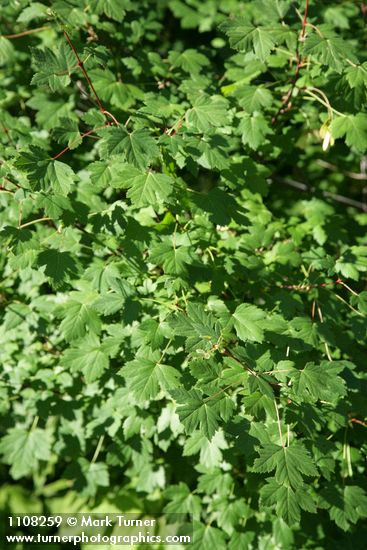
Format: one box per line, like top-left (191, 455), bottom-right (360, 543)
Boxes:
top-left (300, 0), bottom-right (309, 41)
top-left (272, 176), bottom-right (367, 211)
top-left (19, 217), bottom-right (53, 229)
top-left (51, 124), bottom-right (110, 160)
top-left (63, 31), bottom-right (119, 125)
top-left (0, 186), bottom-right (14, 195)
top-left (316, 159), bottom-right (367, 181)
top-left (349, 418), bottom-right (367, 427)
top-left (272, 0), bottom-right (309, 123)
top-left (2, 26), bottom-right (50, 39)
top-left (279, 279), bottom-right (343, 291)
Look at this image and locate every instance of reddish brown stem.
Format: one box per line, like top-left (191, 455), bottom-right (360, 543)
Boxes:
top-left (103, 110), bottom-right (119, 126)
top-left (272, 0), bottom-right (309, 123)
top-left (300, 0), bottom-right (310, 40)
top-left (51, 124), bottom-right (110, 160)
top-left (350, 418), bottom-right (367, 427)
top-left (2, 26), bottom-right (49, 39)
top-left (280, 279), bottom-right (343, 291)
top-left (63, 31), bottom-right (119, 124)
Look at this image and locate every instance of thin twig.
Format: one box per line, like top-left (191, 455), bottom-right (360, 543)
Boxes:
top-left (339, 280), bottom-right (359, 297)
top-left (51, 124), bottom-right (110, 160)
top-left (63, 31), bottom-right (103, 112)
top-left (63, 31), bottom-right (119, 125)
top-left (272, 176), bottom-right (367, 211)
top-left (203, 379), bottom-right (244, 404)
top-left (0, 187), bottom-right (14, 195)
top-left (349, 418), bottom-right (367, 427)
top-left (103, 110), bottom-right (119, 126)
top-left (279, 279), bottom-right (343, 291)
top-left (300, 0), bottom-right (309, 40)
top-left (316, 303), bottom-right (333, 361)
top-left (91, 435), bottom-right (105, 464)
top-left (2, 176), bottom-right (22, 189)
top-left (334, 293), bottom-right (365, 317)
top-left (2, 26), bottom-right (49, 39)
top-left (316, 159), bottom-right (367, 181)
top-left (272, 0), bottom-right (309, 123)
top-left (19, 217), bottom-right (52, 229)
top-left (303, 88), bottom-right (345, 118)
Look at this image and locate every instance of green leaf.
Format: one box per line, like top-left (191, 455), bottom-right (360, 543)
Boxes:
top-left (89, 0), bottom-right (132, 22)
top-left (291, 362), bottom-right (346, 402)
top-left (62, 334), bottom-right (109, 383)
top-left (88, 68), bottom-right (143, 109)
top-left (99, 126), bottom-right (159, 168)
top-left (0, 428), bottom-right (51, 480)
top-left (121, 357), bottom-right (181, 402)
top-left (52, 118), bottom-right (82, 150)
top-left (0, 37), bottom-right (15, 66)
top-left (31, 43), bottom-right (74, 91)
top-left (253, 443), bottom-right (318, 488)
top-left (191, 522), bottom-right (227, 550)
top-left (320, 485), bottom-right (367, 531)
top-left (164, 482), bottom-right (202, 516)
top-left (184, 430), bottom-right (228, 468)
top-left (233, 304), bottom-right (266, 343)
top-left (186, 95), bottom-right (229, 132)
top-left (59, 301), bottom-right (101, 342)
top-left (238, 85), bottom-right (273, 112)
top-left (221, 20), bottom-right (277, 61)
top-left (239, 112), bottom-right (272, 149)
top-left (171, 389), bottom-right (220, 440)
top-left (303, 26), bottom-right (354, 73)
top-left (168, 49), bottom-right (209, 74)
top-left (46, 160), bottom-right (76, 195)
top-left (171, 302), bottom-right (221, 351)
top-left (15, 146), bottom-right (50, 190)
top-left (113, 165), bottom-right (174, 207)
top-left (260, 480), bottom-right (316, 524)
top-left (65, 458), bottom-right (109, 498)
top-left (330, 114), bottom-right (367, 152)
top-left (344, 62), bottom-right (367, 90)
top-left (149, 237), bottom-right (195, 276)
top-left (36, 249), bottom-right (78, 289)
top-left (17, 2), bottom-right (48, 23)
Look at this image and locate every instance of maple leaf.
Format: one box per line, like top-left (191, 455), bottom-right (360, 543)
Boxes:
top-left (99, 126), bottom-right (159, 168)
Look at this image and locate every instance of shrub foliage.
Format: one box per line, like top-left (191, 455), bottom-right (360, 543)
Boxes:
top-left (1, 0), bottom-right (367, 548)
